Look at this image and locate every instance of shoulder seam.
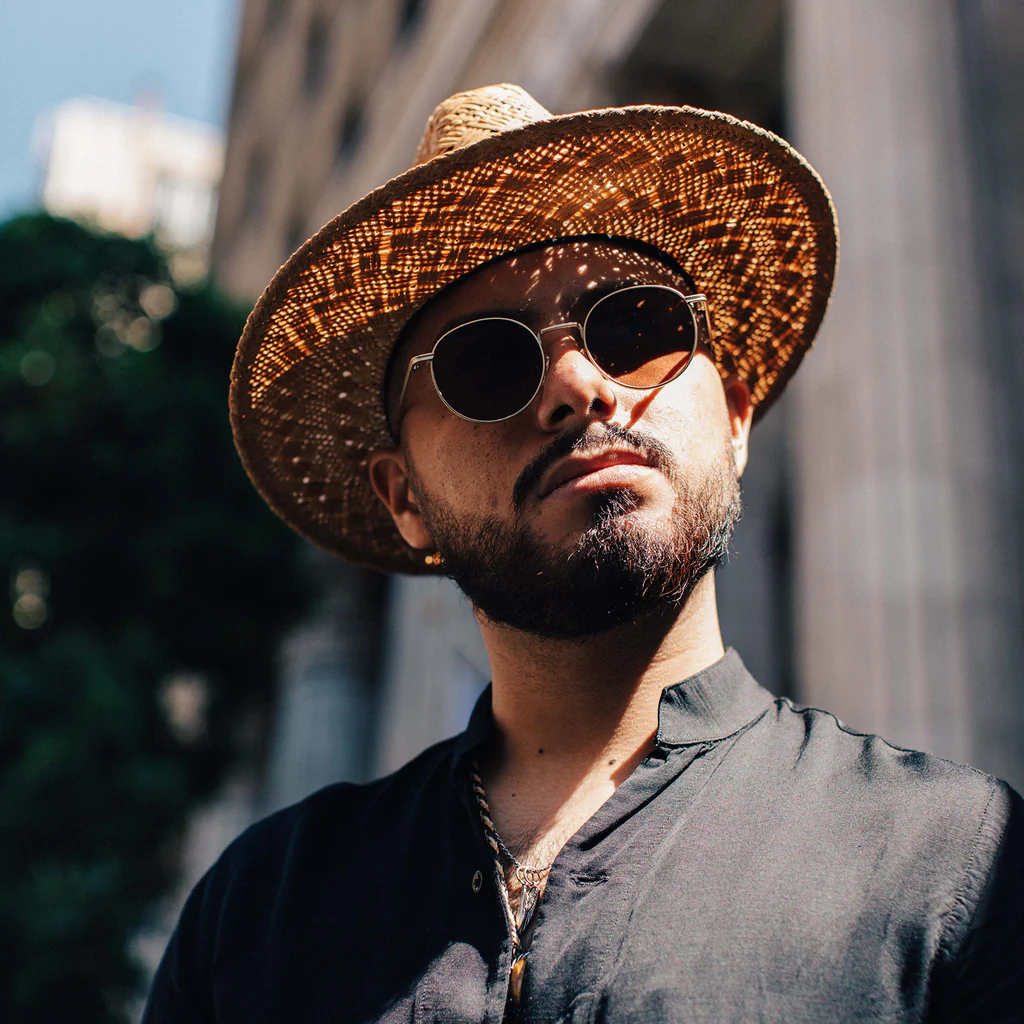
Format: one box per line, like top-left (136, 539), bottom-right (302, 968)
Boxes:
top-left (775, 698), bottom-right (997, 780)
top-left (935, 778), bottom-right (1004, 964)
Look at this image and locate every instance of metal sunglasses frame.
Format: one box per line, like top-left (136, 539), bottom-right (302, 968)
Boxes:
top-left (394, 284), bottom-right (711, 427)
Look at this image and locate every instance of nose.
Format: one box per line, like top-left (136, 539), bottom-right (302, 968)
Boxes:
top-left (533, 325), bottom-right (617, 432)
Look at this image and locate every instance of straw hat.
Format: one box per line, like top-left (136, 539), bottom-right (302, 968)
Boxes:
top-left (230, 84), bottom-right (838, 574)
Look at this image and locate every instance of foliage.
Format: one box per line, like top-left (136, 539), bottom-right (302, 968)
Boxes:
top-left (0, 215), bottom-right (312, 1021)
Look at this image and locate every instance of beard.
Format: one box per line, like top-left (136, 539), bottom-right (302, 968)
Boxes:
top-left (408, 423), bottom-right (743, 640)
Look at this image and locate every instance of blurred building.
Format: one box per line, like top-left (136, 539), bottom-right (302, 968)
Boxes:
top-left (35, 97), bottom-right (224, 282)
top-left (208, 0), bottom-right (1024, 812)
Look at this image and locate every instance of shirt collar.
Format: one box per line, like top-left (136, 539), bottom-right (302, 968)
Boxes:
top-left (451, 647), bottom-right (774, 769)
top-left (655, 647), bottom-right (775, 746)
top-left (451, 685), bottom-right (495, 769)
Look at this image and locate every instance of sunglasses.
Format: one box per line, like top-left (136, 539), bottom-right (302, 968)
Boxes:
top-left (394, 284), bottom-right (710, 426)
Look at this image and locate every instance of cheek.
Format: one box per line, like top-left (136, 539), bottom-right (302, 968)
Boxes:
top-left (625, 358), bottom-right (730, 459)
top-left (688, 363), bottom-right (732, 438)
top-left (408, 417), bottom-right (520, 514)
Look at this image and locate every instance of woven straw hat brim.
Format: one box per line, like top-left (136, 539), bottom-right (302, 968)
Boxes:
top-left (230, 104), bottom-right (837, 574)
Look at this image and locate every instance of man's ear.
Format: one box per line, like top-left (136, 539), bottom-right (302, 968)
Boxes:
top-left (722, 375), bottom-right (753, 477)
top-left (367, 448), bottom-right (435, 550)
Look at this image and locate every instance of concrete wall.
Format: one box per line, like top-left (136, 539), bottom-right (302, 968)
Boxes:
top-left (789, 0), bottom-right (1023, 789)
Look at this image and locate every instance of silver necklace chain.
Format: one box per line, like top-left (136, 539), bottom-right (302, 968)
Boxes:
top-left (469, 764), bottom-right (551, 915)
top-left (470, 763), bottom-right (553, 1009)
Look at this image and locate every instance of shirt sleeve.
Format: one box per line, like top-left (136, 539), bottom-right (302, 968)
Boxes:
top-left (142, 869), bottom-right (218, 1024)
top-left (926, 780), bottom-right (1024, 1023)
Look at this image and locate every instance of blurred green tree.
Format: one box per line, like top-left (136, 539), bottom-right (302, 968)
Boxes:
top-left (0, 215), bottom-right (313, 1022)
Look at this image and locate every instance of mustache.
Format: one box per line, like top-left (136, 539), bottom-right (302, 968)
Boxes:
top-left (511, 422), bottom-right (675, 514)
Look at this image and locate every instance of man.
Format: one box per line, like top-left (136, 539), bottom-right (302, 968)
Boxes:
top-left (146, 85), bottom-right (1023, 1022)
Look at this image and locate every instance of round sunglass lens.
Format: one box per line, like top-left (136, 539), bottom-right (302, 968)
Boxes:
top-left (431, 319), bottom-right (544, 421)
top-left (585, 286), bottom-right (696, 388)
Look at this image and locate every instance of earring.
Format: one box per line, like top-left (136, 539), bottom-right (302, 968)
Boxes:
top-left (424, 551), bottom-right (445, 567)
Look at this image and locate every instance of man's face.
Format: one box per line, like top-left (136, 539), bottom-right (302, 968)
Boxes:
top-left (370, 240), bottom-right (752, 638)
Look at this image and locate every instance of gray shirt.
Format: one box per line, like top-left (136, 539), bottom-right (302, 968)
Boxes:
top-left (145, 649), bottom-right (1024, 1022)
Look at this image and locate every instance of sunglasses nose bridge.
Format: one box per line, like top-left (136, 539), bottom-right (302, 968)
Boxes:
top-left (534, 319), bottom-right (582, 372)
top-left (530, 319), bottom-right (620, 429)
top-left (536, 320), bottom-right (585, 366)
top-left (537, 320), bottom-right (583, 342)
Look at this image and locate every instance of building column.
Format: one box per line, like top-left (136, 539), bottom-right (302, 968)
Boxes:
top-left (788, 0), bottom-right (1023, 787)
top-left (373, 575), bottom-right (490, 778)
top-left (263, 556), bottom-right (385, 809)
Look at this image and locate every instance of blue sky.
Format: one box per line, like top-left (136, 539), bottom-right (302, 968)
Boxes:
top-left (0, 0), bottom-right (240, 220)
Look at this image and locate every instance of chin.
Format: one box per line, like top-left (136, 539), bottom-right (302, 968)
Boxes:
top-left (536, 486), bottom-right (662, 542)
top-left (414, 435), bottom-right (742, 639)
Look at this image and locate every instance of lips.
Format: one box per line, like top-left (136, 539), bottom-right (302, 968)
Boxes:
top-left (538, 448), bottom-right (656, 500)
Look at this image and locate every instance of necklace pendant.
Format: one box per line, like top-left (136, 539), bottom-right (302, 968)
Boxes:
top-left (516, 881), bottom-right (539, 932)
top-left (509, 953), bottom-right (527, 1005)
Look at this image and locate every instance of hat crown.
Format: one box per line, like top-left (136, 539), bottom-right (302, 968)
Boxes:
top-left (414, 83), bottom-right (553, 165)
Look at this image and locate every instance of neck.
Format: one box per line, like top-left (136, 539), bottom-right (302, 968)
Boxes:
top-left (473, 573), bottom-right (725, 855)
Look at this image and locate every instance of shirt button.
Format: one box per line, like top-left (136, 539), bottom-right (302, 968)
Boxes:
top-left (471, 870), bottom-right (483, 893)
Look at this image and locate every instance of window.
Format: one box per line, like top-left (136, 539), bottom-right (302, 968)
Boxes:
top-left (303, 15), bottom-right (329, 97)
top-left (335, 99), bottom-right (365, 166)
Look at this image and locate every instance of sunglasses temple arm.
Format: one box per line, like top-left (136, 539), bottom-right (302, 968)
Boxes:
top-left (684, 293), bottom-right (711, 343)
top-left (394, 353), bottom-right (434, 428)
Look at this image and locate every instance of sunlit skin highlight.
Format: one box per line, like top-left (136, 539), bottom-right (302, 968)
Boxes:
top-left (369, 240), bottom-right (753, 881)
